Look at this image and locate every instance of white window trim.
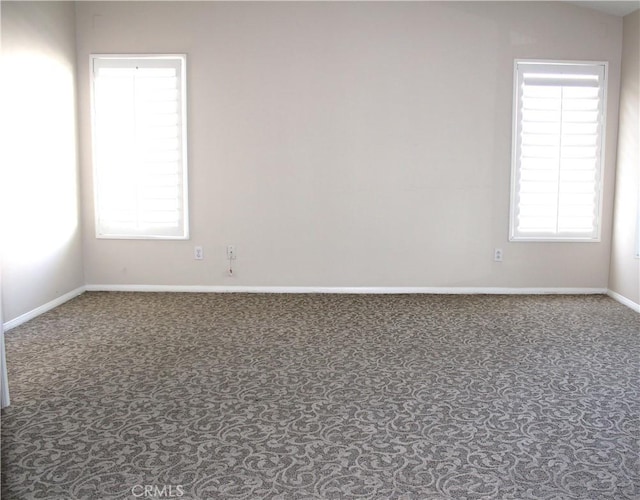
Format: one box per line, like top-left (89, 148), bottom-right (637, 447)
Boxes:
top-left (90, 54), bottom-right (189, 240)
top-left (509, 59), bottom-right (608, 243)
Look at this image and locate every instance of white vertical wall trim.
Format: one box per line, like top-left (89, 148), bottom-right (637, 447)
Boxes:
top-left (0, 330), bottom-right (9, 408)
top-left (2, 287), bottom-right (86, 332)
top-left (0, 270), bottom-right (10, 408)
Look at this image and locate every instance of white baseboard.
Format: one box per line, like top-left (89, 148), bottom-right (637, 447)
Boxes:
top-left (3, 285), bottom-right (620, 332)
top-left (3, 286), bottom-right (86, 331)
top-left (85, 284), bottom-right (608, 295)
top-left (606, 289), bottom-right (640, 313)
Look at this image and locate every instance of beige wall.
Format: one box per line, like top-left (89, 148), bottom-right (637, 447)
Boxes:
top-left (1, 1), bottom-right (84, 322)
top-left (74, 1), bottom-right (622, 289)
top-left (609, 9), bottom-right (640, 305)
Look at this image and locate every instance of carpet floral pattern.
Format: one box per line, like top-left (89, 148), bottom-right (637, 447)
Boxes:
top-left (2, 292), bottom-right (639, 499)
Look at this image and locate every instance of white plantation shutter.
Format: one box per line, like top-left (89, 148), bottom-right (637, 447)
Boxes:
top-left (91, 55), bottom-right (188, 239)
top-left (510, 61), bottom-right (607, 241)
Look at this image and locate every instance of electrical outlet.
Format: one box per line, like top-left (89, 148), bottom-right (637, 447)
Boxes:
top-left (494, 248), bottom-right (503, 262)
top-left (227, 245), bottom-right (236, 260)
top-left (194, 246), bottom-right (204, 260)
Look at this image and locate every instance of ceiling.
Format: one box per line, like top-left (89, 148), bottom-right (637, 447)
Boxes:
top-left (567, 1), bottom-right (640, 17)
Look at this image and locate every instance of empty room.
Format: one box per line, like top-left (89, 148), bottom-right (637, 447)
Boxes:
top-left (1, 0), bottom-right (639, 499)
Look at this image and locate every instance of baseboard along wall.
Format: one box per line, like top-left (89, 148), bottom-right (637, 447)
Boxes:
top-left (606, 289), bottom-right (640, 313)
top-left (84, 284), bottom-right (609, 295)
top-left (3, 286), bottom-right (86, 331)
top-left (3, 285), bottom-right (637, 331)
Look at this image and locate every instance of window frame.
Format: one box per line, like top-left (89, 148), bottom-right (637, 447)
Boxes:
top-left (90, 53), bottom-right (189, 240)
top-left (509, 59), bottom-right (608, 243)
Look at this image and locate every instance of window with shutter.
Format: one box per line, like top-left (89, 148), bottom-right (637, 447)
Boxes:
top-left (91, 55), bottom-right (188, 239)
top-left (510, 60), bottom-right (607, 241)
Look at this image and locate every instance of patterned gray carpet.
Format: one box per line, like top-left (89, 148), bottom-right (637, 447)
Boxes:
top-left (1, 292), bottom-right (639, 499)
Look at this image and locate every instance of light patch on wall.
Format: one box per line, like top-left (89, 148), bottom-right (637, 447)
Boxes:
top-left (0, 51), bottom-right (79, 263)
top-left (510, 30), bottom-right (537, 45)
